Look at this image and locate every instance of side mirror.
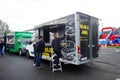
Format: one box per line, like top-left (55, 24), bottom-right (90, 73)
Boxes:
top-left (27, 41), bottom-right (32, 45)
top-left (18, 41), bottom-right (21, 44)
top-left (29, 41), bottom-right (32, 44)
top-left (18, 39), bottom-right (21, 44)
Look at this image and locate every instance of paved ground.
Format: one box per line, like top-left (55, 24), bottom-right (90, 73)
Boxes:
top-left (97, 48), bottom-right (120, 67)
top-left (0, 48), bottom-right (120, 80)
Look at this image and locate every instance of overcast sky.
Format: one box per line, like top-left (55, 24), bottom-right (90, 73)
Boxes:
top-left (0, 0), bottom-right (120, 31)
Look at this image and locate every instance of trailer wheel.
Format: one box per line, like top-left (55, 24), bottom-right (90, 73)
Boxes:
top-left (26, 51), bottom-right (30, 58)
top-left (19, 49), bottom-right (22, 56)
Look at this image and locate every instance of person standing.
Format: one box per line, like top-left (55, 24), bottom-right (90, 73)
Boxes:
top-left (0, 40), bottom-right (4, 56)
top-left (1, 38), bottom-right (5, 55)
top-left (35, 36), bottom-right (45, 68)
top-left (52, 33), bottom-right (66, 68)
top-left (33, 37), bottom-right (38, 66)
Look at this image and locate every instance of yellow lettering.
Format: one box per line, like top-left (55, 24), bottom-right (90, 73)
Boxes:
top-left (45, 48), bottom-right (48, 52)
top-left (42, 52), bottom-right (50, 57)
top-left (80, 24), bottom-right (84, 29)
top-left (44, 47), bottom-right (54, 53)
top-left (81, 30), bottom-right (88, 35)
top-left (80, 24), bottom-right (89, 30)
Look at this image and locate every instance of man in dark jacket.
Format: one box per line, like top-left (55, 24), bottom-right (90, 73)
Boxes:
top-left (52, 33), bottom-right (66, 68)
top-left (0, 40), bottom-right (4, 56)
top-left (35, 36), bottom-right (45, 68)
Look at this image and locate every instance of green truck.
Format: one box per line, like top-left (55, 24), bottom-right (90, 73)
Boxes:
top-left (6, 31), bottom-right (33, 55)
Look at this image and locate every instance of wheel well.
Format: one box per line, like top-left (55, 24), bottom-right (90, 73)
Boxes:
top-left (19, 48), bottom-right (21, 51)
top-left (26, 49), bottom-right (29, 52)
top-left (26, 50), bottom-right (30, 55)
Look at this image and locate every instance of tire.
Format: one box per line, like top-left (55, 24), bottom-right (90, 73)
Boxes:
top-left (19, 49), bottom-right (22, 56)
top-left (26, 51), bottom-right (30, 58)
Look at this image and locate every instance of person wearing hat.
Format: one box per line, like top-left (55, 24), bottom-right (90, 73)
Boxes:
top-left (35, 36), bottom-right (45, 68)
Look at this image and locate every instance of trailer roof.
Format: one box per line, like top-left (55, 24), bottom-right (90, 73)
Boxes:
top-left (35, 13), bottom-right (75, 28)
top-left (34, 12), bottom-right (98, 30)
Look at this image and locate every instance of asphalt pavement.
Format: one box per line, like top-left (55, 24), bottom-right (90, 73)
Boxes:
top-left (0, 48), bottom-right (120, 80)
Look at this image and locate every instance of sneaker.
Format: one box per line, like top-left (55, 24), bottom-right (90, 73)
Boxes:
top-left (33, 64), bottom-right (36, 66)
top-left (59, 58), bottom-right (63, 61)
top-left (36, 66), bottom-right (43, 69)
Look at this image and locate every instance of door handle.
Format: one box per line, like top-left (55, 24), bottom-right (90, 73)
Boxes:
top-left (88, 45), bottom-right (95, 47)
top-left (92, 45), bottom-right (95, 47)
top-left (88, 45), bottom-right (90, 47)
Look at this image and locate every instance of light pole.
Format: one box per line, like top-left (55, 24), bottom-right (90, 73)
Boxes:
top-left (99, 18), bottom-right (103, 31)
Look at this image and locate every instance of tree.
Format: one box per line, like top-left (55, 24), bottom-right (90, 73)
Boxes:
top-left (0, 20), bottom-right (10, 37)
top-left (114, 27), bottom-right (120, 34)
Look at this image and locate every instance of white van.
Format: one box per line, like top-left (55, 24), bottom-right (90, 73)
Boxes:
top-left (25, 42), bottom-right (34, 58)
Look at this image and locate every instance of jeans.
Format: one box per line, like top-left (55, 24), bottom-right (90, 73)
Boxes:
top-left (36, 52), bottom-right (42, 67)
top-left (53, 50), bottom-right (61, 66)
top-left (2, 46), bottom-right (5, 54)
top-left (34, 52), bottom-right (36, 64)
top-left (0, 49), bottom-right (3, 56)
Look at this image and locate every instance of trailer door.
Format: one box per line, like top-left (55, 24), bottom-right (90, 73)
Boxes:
top-left (79, 14), bottom-right (90, 60)
top-left (91, 17), bottom-right (99, 58)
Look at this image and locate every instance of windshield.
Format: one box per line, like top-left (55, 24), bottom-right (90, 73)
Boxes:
top-left (19, 38), bottom-right (32, 45)
top-left (7, 36), bottom-right (14, 44)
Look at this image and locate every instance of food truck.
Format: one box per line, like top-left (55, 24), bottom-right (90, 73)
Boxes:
top-left (26, 12), bottom-right (99, 65)
top-left (6, 32), bottom-right (33, 55)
